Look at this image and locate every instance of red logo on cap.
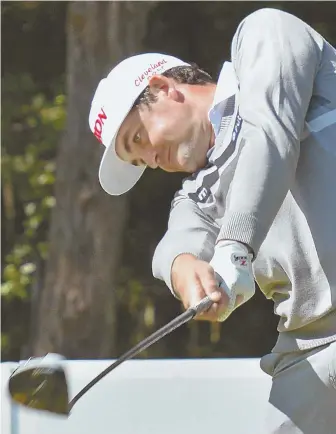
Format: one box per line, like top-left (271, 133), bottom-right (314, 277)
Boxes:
top-left (135, 59), bottom-right (168, 87)
top-left (93, 108), bottom-right (107, 143)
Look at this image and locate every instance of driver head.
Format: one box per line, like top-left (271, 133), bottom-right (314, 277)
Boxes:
top-left (8, 353), bottom-right (69, 416)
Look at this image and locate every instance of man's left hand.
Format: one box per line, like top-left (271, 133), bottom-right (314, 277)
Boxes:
top-left (209, 240), bottom-right (255, 322)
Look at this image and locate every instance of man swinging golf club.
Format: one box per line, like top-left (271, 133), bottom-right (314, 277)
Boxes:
top-left (88, 7), bottom-right (336, 434)
top-left (8, 7), bottom-right (336, 433)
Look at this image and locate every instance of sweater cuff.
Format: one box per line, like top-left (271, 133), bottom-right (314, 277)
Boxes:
top-left (217, 211), bottom-right (266, 258)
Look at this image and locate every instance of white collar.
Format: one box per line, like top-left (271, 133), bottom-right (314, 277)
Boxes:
top-left (208, 61), bottom-right (239, 136)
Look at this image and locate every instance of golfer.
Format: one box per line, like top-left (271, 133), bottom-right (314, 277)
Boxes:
top-left (89, 8), bottom-right (336, 433)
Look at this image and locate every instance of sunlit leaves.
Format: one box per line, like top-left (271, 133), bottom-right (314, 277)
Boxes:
top-left (1, 264), bottom-right (30, 300)
top-left (1, 73), bottom-right (65, 301)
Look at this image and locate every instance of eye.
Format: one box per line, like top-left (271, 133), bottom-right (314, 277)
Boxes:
top-left (134, 132), bottom-right (141, 144)
top-left (131, 158), bottom-right (146, 167)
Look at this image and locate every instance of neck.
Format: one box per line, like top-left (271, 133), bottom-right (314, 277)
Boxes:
top-left (195, 82), bottom-right (217, 113)
top-left (180, 82), bottom-right (218, 152)
top-left (197, 83), bottom-right (217, 149)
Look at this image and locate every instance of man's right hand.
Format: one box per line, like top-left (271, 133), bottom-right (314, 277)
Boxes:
top-left (171, 254), bottom-right (230, 322)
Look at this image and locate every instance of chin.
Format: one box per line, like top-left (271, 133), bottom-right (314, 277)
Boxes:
top-left (161, 167), bottom-right (179, 173)
top-left (186, 156), bottom-right (207, 173)
top-left (178, 143), bottom-right (207, 173)
top-left (161, 165), bottom-right (190, 174)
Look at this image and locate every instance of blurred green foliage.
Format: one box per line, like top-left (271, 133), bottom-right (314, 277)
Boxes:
top-left (1, 74), bottom-right (65, 299)
top-left (1, 73), bottom-right (65, 356)
top-left (1, 1), bottom-right (67, 359)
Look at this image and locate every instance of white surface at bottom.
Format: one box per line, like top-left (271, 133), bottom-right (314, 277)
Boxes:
top-left (1, 358), bottom-right (271, 434)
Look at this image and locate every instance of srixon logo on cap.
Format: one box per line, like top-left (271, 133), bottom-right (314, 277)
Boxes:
top-left (93, 108), bottom-right (107, 143)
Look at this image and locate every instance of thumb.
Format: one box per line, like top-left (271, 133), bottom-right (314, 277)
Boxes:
top-left (209, 290), bottom-right (222, 303)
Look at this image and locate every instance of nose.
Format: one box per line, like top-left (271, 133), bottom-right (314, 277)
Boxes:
top-left (141, 147), bottom-right (159, 169)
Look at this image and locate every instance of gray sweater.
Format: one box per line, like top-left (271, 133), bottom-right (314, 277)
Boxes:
top-left (152, 9), bottom-right (336, 353)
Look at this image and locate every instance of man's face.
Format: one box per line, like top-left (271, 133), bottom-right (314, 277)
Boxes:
top-left (115, 75), bottom-right (215, 173)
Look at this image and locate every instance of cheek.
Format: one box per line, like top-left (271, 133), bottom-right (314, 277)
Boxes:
top-left (148, 115), bottom-right (178, 143)
top-left (140, 105), bottom-right (190, 145)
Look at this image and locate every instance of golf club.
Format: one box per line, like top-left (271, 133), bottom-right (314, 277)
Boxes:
top-left (8, 295), bottom-right (213, 417)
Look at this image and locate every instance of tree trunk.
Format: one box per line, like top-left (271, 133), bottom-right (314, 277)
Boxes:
top-left (33, 1), bottom-right (157, 358)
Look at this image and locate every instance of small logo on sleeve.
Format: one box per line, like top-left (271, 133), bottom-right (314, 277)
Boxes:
top-left (197, 187), bottom-right (211, 202)
top-left (231, 113), bottom-right (242, 143)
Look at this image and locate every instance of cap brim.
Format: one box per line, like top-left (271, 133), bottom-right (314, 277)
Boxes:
top-left (99, 140), bottom-right (146, 196)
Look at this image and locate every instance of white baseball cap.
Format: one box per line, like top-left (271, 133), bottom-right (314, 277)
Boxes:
top-left (89, 53), bottom-right (190, 196)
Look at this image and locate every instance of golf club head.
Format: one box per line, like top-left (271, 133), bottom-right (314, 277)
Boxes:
top-left (8, 353), bottom-right (70, 416)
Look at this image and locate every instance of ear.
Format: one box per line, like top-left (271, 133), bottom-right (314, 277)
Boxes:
top-left (148, 75), bottom-right (176, 98)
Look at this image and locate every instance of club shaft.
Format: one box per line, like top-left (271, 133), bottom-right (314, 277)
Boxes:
top-left (69, 296), bottom-right (212, 409)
